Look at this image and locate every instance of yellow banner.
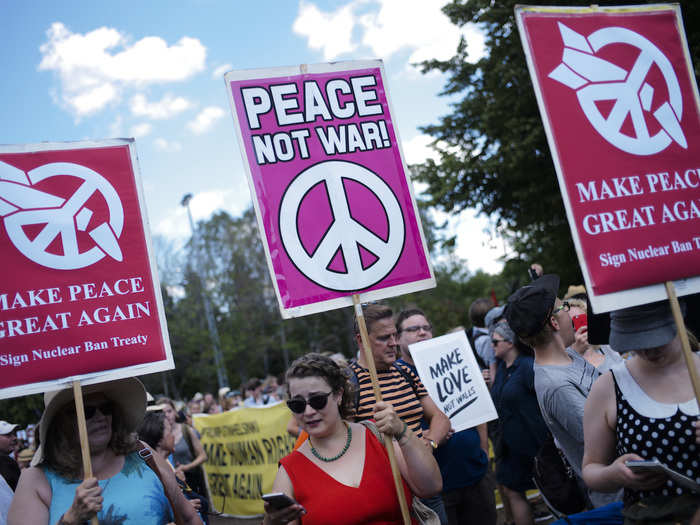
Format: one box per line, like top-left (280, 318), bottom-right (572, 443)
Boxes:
top-left (193, 403), bottom-right (295, 517)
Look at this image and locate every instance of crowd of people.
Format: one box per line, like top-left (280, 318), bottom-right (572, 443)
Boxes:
top-left (0, 268), bottom-right (699, 524)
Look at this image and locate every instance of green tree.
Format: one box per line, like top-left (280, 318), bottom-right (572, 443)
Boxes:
top-left (416, 0), bottom-right (700, 290)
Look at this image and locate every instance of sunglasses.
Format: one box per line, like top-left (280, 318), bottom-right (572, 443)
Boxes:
top-left (491, 339), bottom-right (506, 346)
top-left (286, 392), bottom-right (333, 414)
top-left (83, 402), bottom-right (114, 420)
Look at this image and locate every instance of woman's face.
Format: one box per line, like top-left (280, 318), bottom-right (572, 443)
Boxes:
top-left (159, 416), bottom-right (175, 453)
top-left (491, 334), bottom-right (514, 359)
top-left (162, 403), bottom-right (176, 425)
top-left (83, 393), bottom-right (113, 450)
top-left (287, 376), bottom-right (341, 437)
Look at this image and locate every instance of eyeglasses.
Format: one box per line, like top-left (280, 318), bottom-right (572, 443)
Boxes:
top-left (286, 392), bottom-right (333, 414)
top-left (552, 302), bottom-right (571, 315)
top-left (402, 324), bottom-right (432, 333)
top-left (83, 402), bottom-right (114, 420)
top-left (491, 339), bottom-right (506, 346)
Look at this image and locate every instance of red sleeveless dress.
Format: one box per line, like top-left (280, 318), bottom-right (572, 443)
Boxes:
top-left (279, 426), bottom-right (416, 525)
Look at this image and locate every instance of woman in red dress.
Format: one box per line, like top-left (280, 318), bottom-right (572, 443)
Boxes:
top-left (263, 353), bottom-right (442, 525)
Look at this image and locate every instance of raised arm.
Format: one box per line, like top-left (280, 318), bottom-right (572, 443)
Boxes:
top-left (148, 443), bottom-right (204, 525)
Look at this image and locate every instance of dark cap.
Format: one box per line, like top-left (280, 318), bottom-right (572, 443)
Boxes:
top-left (610, 300), bottom-right (679, 353)
top-left (504, 274), bottom-right (560, 338)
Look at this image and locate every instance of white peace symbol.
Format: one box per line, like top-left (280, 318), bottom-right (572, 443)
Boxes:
top-left (550, 24), bottom-right (686, 155)
top-left (1, 162), bottom-right (124, 270)
top-left (279, 160), bottom-right (405, 291)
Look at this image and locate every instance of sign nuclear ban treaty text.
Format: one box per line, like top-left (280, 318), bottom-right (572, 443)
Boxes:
top-left (226, 60), bottom-right (435, 318)
top-left (516, 4), bottom-right (700, 312)
top-left (0, 140), bottom-right (173, 398)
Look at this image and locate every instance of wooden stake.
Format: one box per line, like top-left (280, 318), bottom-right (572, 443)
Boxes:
top-left (664, 282), bottom-right (700, 410)
top-left (72, 380), bottom-right (100, 525)
top-left (353, 295), bottom-right (412, 525)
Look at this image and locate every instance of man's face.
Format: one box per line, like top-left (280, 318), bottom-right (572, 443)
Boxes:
top-left (0, 432), bottom-right (16, 455)
top-left (552, 298), bottom-right (575, 346)
top-left (366, 317), bottom-right (399, 370)
top-left (398, 314), bottom-right (433, 355)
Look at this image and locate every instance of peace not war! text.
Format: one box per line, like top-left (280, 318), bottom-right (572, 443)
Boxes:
top-left (239, 74), bottom-right (394, 164)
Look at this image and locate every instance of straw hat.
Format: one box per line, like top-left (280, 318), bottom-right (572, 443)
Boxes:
top-left (31, 377), bottom-right (146, 467)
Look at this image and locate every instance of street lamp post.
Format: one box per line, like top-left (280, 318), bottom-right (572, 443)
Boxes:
top-left (181, 193), bottom-right (229, 390)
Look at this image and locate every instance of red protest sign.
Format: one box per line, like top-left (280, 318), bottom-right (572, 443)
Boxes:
top-left (0, 139), bottom-right (173, 398)
top-left (516, 4), bottom-right (700, 311)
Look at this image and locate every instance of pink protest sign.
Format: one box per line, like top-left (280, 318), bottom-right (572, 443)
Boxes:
top-left (225, 60), bottom-right (435, 317)
top-left (516, 4), bottom-right (700, 312)
top-left (0, 139), bottom-right (173, 398)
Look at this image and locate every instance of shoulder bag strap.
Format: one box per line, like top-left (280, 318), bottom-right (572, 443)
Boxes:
top-left (359, 419), bottom-right (385, 446)
top-left (136, 443), bottom-right (186, 525)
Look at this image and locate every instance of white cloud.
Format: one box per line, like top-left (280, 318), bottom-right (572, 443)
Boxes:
top-left (130, 93), bottom-right (192, 119)
top-left (38, 22), bottom-right (206, 117)
top-left (129, 122), bottom-right (152, 137)
top-left (108, 115), bottom-right (123, 136)
top-left (155, 189), bottom-right (250, 239)
top-left (212, 64), bottom-right (232, 78)
top-left (402, 134), bottom-right (441, 165)
top-left (293, 0), bottom-right (485, 64)
top-left (187, 106), bottom-right (225, 134)
top-left (432, 208), bottom-right (506, 275)
top-left (293, 1), bottom-right (357, 59)
top-left (154, 137), bottom-right (182, 152)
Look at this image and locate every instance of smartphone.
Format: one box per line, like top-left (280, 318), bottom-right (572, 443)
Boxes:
top-left (572, 313), bottom-right (588, 331)
top-left (625, 459), bottom-right (663, 472)
top-left (262, 492), bottom-right (297, 510)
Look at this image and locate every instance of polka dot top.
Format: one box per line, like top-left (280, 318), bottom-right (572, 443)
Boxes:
top-left (610, 362), bottom-right (699, 505)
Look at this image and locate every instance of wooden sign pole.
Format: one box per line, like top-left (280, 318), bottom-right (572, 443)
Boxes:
top-left (664, 283), bottom-right (700, 409)
top-left (72, 380), bottom-right (100, 525)
top-left (353, 295), bottom-right (411, 525)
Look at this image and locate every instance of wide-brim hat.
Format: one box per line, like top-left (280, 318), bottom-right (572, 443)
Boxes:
top-left (31, 377), bottom-right (146, 467)
top-left (505, 274), bottom-right (560, 338)
top-left (610, 301), bottom-right (679, 353)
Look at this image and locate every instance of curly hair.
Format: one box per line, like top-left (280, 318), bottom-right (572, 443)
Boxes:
top-left (285, 353), bottom-right (356, 420)
top-left (44, 401), bottom-right (138, 480)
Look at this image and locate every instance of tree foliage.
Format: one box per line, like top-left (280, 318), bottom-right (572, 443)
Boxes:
top-left (415, 0), bottom-right (700, 289)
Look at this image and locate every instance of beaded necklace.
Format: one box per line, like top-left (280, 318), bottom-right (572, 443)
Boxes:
top-left (309, 421), bottom-right (352, 462)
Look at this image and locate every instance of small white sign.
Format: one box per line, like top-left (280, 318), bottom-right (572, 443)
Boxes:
top-left (410, 331), bottom-right (497, 432)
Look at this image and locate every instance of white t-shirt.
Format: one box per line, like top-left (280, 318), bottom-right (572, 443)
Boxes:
top-left (0, 474), bottom-right (13, 525)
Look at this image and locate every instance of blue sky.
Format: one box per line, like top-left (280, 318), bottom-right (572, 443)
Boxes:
top-left (0, 0), bottom-right (506, 275)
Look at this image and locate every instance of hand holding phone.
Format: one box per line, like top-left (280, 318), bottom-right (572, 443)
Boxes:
top-left (262, 492), bottom-right (297, 510)
top-left (572, 313), bottom-right (587, 332)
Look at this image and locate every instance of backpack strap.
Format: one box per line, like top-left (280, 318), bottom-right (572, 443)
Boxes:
top-left (392, 361), bottom-right (420, 399)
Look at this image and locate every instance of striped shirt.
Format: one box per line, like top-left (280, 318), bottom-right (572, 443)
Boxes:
top-left (349, 360), bottom-right (428, 437)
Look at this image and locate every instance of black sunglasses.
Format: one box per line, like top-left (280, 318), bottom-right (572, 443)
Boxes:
top-left (286, 392), bottom-right (333, 414)
top-left (83, 401), bottom-right (114, 419)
